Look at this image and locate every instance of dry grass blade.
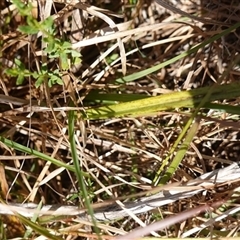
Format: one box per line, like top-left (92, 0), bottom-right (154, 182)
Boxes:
top-left (114, 200), bottom-right (226, 240)
top-left (0, 162), bottom-right (239, 221)
top-left (154, 0), bottom-right (230, 25)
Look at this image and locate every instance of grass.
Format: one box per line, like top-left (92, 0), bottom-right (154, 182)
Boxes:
top-left (1, 0), bottom-right (240, 239)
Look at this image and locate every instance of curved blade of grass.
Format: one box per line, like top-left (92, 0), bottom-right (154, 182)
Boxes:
top-left (154, 54), bottom-right (240, 185)
top-left (153, 115), bottom-right (195, 185)
top-left (0, 136), bottom-right (77, 172)
top-left (24, 201), bottom-right (43, 238)
top-left (153, 108), bottom-right (199, 185)
top-left (83, 83), bottom-right (240, 120)
top-left (157, 118), bottom-right (200, 185)
top-left (0, 198), bottom-right (63, 240)
top-left (154, 79), bottom-right (222, 185)
top-left (68, 109), bottom-right (100, 235)
top-left (16, 213), bottom-right (64, 240)
top-left (115, 21), bottom-right (240, 84)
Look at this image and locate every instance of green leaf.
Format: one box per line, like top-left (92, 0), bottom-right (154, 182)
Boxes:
top-left (44, 39), bottom-right (60, 55)
top-left (62, 41), bottom-right (71, 49)
top-left (14, 58), bottom-right (23, 67)
top-left (35, 75), bottom-right (45, 88)
top-left (48, 70), bottom-right (63, 87)
top-left (48, 76), bottom-right (62, 87)
top-left (11, 0), bottom-right (32, 16)
top-left (42, 17), bottom-right (54, 31)
top-left (72, 56), bottom-right (82, 66)
top-left (14, 58), bottom-right (26, 71)
top-left (32, 71), bottom-right (39, 79)
top-left (16, 74), bottom-right (25, 85)
top-left (18, 25), bottom-right (39, 34)
top-left (59, 52), bottom-right (69, 70)
top-left (70, 49), bottom-right (81, 58)
top-left (56, 78), bottom-right (63, 85)
top-left (5, 68), bottom-right (19, 77)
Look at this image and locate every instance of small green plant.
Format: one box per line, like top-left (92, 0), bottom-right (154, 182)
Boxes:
top-left (5, 0), bottom-right (81, 88)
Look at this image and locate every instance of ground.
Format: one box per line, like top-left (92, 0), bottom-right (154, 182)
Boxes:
top-left (0, 0), bottom-right (240, 239)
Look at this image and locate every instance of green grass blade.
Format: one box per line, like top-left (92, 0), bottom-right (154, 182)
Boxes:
top-left (157, 118), bottom-right (200, 185)
top-left (83, 83), bottom-right (240, 119)
top-left (115, 21), bottom-right (240, 84)
top-left (0, 136), bottom-right (76, 172)
top-left (68, 109), bottom-right (100, 235)
top-left (17, 214), bottom-right (64, 240)
top-left (24, 201), bottom-right (43, 238)
top-left (154, 82), bottom-right (220, 185)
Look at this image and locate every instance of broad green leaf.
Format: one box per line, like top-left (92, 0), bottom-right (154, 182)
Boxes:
top-left (18, 25), bottom-right (39, 34)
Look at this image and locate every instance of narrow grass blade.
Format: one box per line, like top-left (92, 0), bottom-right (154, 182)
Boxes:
top-left (0, 136), bottom-right (76, 172)
top-left (115, 21), bottom-right (240, 84)
top-left (68, 109), bottom-right (100, 235)
top-left (157, 118), bottom-right (200, 185)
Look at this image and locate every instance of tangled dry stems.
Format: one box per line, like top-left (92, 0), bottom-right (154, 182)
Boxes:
top-left (0, 0), bottom-right (240, 239)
